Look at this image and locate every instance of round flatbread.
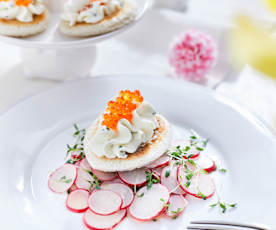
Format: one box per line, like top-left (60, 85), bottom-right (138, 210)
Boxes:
top-left (0, 10), bottom-right (48, 37)
top-left (59, 0), bottom-right (137, 37)
top-left (84, 114), bottom-right (172, 172)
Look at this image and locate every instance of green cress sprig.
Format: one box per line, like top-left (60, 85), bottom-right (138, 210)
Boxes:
top-left (166, 132), bottom-right (237, 213)
top-left (66, 124), bottom-right (86, 164)
top-left (59, 175), bottom-right (72, 184)
top-left (160, 198), bottom-right (183, 219)
top-left (146, 171), bottom-right (161, 189)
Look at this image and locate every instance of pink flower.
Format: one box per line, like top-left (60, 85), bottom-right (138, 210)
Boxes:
top-left (168, 30), bottom-right (217, 82)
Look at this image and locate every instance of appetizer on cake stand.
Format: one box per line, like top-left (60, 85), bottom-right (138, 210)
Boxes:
top-left (0, 0), bottom-right (149, 80)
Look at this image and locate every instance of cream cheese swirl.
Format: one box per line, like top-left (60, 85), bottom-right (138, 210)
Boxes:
top-left (87, 102), bottom-right (158, 159)
top-left (0, 0), bottom-right (45, 23)
top-left (61, 0), bottom-right (124, 26)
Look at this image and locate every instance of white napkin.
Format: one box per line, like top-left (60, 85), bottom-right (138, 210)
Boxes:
top-left (217, 65), bottom-right (276, 133)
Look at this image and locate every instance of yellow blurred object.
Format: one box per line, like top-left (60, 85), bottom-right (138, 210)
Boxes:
top-left (230, 15), bottom-right (276, 79)
top-left (265, 0), bottom-right (276, 11)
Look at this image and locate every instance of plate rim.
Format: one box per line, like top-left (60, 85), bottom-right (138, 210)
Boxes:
top-left (0, 74), bottom-right (275, 142)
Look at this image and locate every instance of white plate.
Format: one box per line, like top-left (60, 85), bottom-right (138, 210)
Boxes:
top-left (0, 0), bottom-right (149, 49)
top-left (0, 75), bottom-right (275, 230)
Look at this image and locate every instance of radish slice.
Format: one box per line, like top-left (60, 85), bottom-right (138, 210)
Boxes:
top-left (161, 166), bottom-right (185, 195)
top-left (69, 184), bottom-right (78, 192)
top-left (166, 195), bottom-right (188, 218)
top-left (152, 167), bottom-right (163, 177)
top-left (177, 166), bottom-right (215, 199)
top-left (66, 189), bottom-right (89, 213)
top-left (88, 190), bottom-right (122, 216)
top-left (75, 158), bottom-right (94, 191)
top-left (172, 139), bottom-right (200, 159)
top-left (129, 184), bottom-right (170, 221)
top-left (147, 155), bottom-right (170, 169)
top-left (75, 161), bottom-right (81, 167)
top-left (195, 155), bottom-right (216, 173)
top-left (101, 182), bottom-right (134, 209)
top-left (118, 168), bottom-right (148, 186)
top-left (83, 208), bottom-right (127, 230)
top-left (91, 168), bottom-right (117, 181)
top-left (48, 164), bottom-right (77, 194)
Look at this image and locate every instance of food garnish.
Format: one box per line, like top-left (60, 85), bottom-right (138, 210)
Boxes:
top-left (102, 90), bottom-right (143, 131)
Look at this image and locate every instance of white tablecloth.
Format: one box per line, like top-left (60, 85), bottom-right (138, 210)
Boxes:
top-left (1, 0), bottom-right (276, 134)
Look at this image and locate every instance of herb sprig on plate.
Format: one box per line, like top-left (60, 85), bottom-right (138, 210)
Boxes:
top-left (166, 131), bottom-right (237, 214)
top-left (66, 124), bottom-right (86, 164)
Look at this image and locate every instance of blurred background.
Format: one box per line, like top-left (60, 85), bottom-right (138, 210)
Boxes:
top-left (1, 0), bottom-right (276, 132)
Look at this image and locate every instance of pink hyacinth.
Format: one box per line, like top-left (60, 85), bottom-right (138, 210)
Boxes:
top-left (168, 30), bottom-right (217, 82)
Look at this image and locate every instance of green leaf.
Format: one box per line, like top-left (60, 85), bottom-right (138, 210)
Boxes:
top-left (199, 192), bottom-right (207, 200)
top-left (210, 203), bottom-right (218, 207)
top-left (202, 139), bottom-right (209, 147)
top-left (184, 146), bottom-right (191, 151)
top-left (137, 193), bottom-right (144, 198)
top-left (165, 170), bottom-right (170, 178)
top-left (185, 173), bottom-right (193, 181)
top-left (64, 179), bottom-right (72, 183)
top-left (170, 207), bottom-right (182, 214)
top-left (187, 159), bottom-right (196, 166)
top-left (219, 168), bottom-right (227, 173)
top-left (73, 123), bottom-right (79, 131)
top-left (190, 136), bottom-right (197, 140)
top-left (220, 202), bottom-right (227, 213)
top-left (196, 147), bottom-right (204, 151)
top-left (147, 181), bottom-right (153, 189)
top-left (185, 181), bottom-right (191, 188)
top-left (229, 203), bottom-right (237, 208)
top-left (59, 176), bottom-right (72, 183)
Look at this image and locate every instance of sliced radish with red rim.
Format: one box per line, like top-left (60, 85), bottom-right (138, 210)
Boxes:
top-left (66, 189), bottom-right (89, 213)
top-left (91, 168), bottom-right (117, 181)
top-left (152, 167), bottom-right (163, 177)
top-left (166, 195), bottom-right (188, 218)
top-left (88, 189), bottom-right (122, 216)
top-left (172, 139), bottom-right (200, 159)
top-left (147, 155), bottom-right (170, 169)
top-left (75, 158), bottom-right (94, 191)
top-left (83, 208), bottom-right (127, 230)
top-left (177, 166), bottom-right (215, 199)
top-left (69, 184), bottom-right (78, 192)
top-left (118, 168), bottom-right (148, 187)
top-left (48, 164), bottom-right (77, 194)
top-left (100, 182), bottom-right (134, 209)
top-left (161, 166), bottom-right (185, 195)
top-left (129, 184), bottom-right (170, 221)
top-left (195, 155), bottom-right (216, 173)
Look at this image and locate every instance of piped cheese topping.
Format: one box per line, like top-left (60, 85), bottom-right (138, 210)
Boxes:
top-left (0, 0), bottom-right (45, 22)
top-left (86, 90), bottom-right (159, 159)
top-left (61, 0), bottom-right (124, 26)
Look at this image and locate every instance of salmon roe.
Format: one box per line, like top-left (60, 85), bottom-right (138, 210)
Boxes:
top-left (14, 0), bottom-right (33, 6)
top-left (102, 90), bottom-right (144, 131)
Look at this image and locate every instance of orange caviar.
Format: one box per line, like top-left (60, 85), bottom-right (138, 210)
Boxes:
top-left (15, 0), bottom-right (33, 6)
top-left (102, 90), bottom-right (144, 131)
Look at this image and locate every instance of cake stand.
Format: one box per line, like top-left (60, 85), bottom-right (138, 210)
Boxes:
top-left (0, 0), bottom-right (150, 80)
